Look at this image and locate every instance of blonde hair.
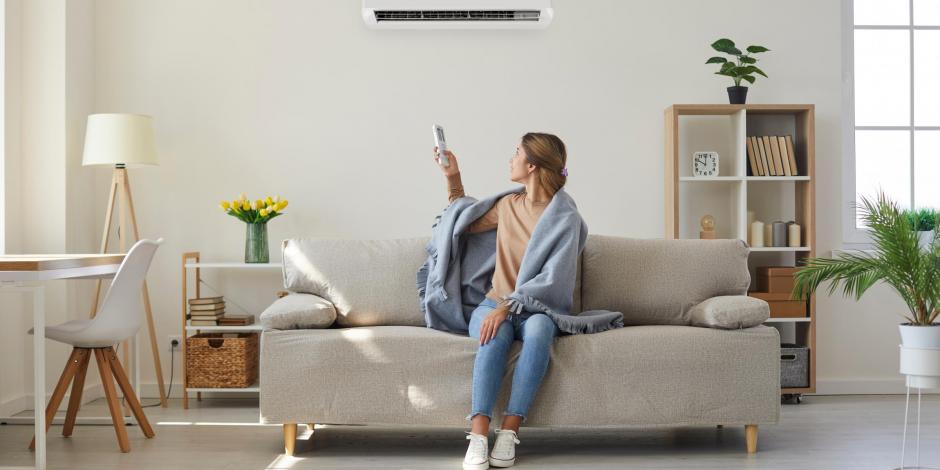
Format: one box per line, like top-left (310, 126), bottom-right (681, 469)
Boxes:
top-left (521, 132), bottom-right (567, 195)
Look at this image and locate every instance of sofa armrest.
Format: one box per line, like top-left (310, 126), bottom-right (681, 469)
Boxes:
top-left (689, 295), bottom-right (769, 330)
top-left (260, 292), bottom-right (337, 331)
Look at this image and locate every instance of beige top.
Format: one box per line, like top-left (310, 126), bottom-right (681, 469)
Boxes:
top-left (447, 172), bottom-right (549, 307)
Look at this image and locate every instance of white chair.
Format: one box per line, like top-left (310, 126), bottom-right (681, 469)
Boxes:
top-left (28, 238), bottom-right (163, 453)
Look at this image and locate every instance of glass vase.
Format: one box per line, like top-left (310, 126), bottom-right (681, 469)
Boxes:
top-left (245, 222), bottom-right (269, 263)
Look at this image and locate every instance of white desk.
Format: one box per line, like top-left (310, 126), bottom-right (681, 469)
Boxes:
top-left (0, 254), bottom-right (124, 470)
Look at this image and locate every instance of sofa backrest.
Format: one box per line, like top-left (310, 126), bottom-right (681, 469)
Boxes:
top-left (579, 235), bottom-right (751, 326)
top-left (282, 236), bottom-right (584, 327)
top-left (282, 237), bottom-right (430, 327)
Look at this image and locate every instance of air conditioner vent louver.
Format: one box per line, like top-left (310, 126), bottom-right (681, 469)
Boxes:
top-left (362, 1), bottom-right (553, 29)
top-left (374, 10), bottom-right (541, 22)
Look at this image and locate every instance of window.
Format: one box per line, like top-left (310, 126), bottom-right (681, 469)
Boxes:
top-left (843, 0), bottom-right (940, 244)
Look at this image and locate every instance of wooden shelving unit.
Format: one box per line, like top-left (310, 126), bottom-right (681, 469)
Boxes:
top-left (664, 104), bottom-right (816, 396)
top-left (180, 252), bottom-right (280, 409)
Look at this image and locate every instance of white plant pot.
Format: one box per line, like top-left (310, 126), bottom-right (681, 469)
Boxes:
top-left (918, 230), bottom-right (935, 249)
top-left (899, 323), bottom-right (940, 348)
top-left (899, 324), bottom-right (940, 389)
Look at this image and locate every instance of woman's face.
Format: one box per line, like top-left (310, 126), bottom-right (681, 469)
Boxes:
top-left (509, 142), bottom-right (532, 183)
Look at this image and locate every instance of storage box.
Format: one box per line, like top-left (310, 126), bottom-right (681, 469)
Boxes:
top-left (748, 291), bottom-right (807, 318)
top-left (780, 343), bottom-right (809, 388)
top-left (186, 333), bottom-right (259, 388)
top-left (757, 266), bottom-right (801, 294)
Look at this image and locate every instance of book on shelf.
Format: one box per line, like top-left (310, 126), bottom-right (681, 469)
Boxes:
top-left (769, 136), bottom-right (784, 176)
top-left (218, 315), bottom-right (255, 326)
top-left (759, 136), bottom-right (775, 176)
top-left (785, 135), bottom-right (799, 175)
top-left (777, 136), bottom-right (792, 176)
top-left (746, 137), bottom-right (759, 176)
top-left (188, 296), bottom-right (223, 305)
top-left (767, 135), bottom-right (790, 176)
top-left (190, 313), bottom-right (225, 320)
top-left (190, 302), bottom-right (225, 311)
top-left (752, 136), bottom-right (766, 176)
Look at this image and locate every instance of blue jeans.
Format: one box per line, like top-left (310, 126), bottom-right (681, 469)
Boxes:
top-left (466, 297), bottom-right (559, 424)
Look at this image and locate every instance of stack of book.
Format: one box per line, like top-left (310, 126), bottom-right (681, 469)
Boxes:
top-left (189, 296), bottom-right (225, 326)
top-left (218, 315), bottom-right (255, 326)
top-left (746, 135), bottom-right (800, 177)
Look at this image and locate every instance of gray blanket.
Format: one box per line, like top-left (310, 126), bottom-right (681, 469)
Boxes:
top-left (416, 186), bottom-right (624, 336)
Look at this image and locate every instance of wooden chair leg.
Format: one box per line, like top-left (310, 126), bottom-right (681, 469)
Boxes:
top-left (62, 349), bottom-right (91, 437)
top-left (745, 424), bottom-right (758, 453)
top-left (284, 423), bottom-right (297, 456)
top-left (29, 348), bottom-right (83, 450)
top-left (105, 347), bottom-right (154, 438)
top-left (94, 348), bottom-right (130, 453)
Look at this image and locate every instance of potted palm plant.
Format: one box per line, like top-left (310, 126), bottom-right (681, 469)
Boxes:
top-left (793, 192), bottom-right (940, 350)
top-left (706, 38), bottom-right (770, 104)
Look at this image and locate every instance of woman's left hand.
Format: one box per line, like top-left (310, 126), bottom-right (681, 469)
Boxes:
top-left (479, 306), bottom-right (510, 345)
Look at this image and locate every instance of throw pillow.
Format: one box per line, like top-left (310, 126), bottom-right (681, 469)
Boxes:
top-left (689, 295), bottom-right (769, 329)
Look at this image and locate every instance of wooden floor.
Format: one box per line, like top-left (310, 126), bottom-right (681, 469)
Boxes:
top-left (1, 395), bottom-right (938, 469)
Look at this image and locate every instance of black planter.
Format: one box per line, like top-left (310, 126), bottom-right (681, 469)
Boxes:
top-left (727, 86), bottom-right (749, 104)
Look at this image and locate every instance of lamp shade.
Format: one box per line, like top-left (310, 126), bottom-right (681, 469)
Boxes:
top-left (82, 113), bottom-right (158, 166)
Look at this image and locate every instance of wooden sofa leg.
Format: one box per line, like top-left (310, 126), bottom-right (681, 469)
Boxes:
top-left (284, 423), bottom-right (297, 456)
top-left (745, 424), bottom-right (758, 453)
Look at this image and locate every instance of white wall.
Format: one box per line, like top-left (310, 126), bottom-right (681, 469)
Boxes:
top-left (0, 0), bottom-right (100, 415)
top-left (2, 0), bottom-right (916, 404)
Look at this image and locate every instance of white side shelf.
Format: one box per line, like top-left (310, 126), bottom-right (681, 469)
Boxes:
top-left (765, 317), bottom-right (812, 323)
top-left (182, 255), bottom-right (281, 406)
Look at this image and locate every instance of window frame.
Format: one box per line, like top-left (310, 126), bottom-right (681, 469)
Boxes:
top-left (842, 0), bottom-right (940, 247)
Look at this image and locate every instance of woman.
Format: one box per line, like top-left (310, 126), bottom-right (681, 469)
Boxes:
top-left (433, 132), bottom-right (569, 470)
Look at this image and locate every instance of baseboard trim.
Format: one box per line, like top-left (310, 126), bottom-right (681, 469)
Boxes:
top-left (0, 384), bottom-right (104, 417)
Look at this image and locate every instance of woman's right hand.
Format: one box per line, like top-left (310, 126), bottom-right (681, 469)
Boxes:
top-left (433, 147), bottom-right (460, 176)
top-left (479, 306), bottom-right (510, 345)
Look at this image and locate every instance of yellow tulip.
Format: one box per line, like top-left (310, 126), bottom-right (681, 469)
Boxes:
top-left (255, 200), bottom-right (265, 210)
top-left (259, 208), bottom-right (268, 217)
top-left (276, 200), bottom-right (288, 211)
top-left (265, 196), bottom-right (274, 206)
top-left (242, 201), bottom-right (251, 211)
top-left (220, 201), bottom-right (231, 210)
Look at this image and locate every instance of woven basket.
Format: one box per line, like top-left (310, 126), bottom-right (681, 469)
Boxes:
top-left (186, 333), bottom-right (259, 388)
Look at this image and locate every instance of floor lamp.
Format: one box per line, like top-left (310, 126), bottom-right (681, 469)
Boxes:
top-left (84, 113), bottom-right (168, 408)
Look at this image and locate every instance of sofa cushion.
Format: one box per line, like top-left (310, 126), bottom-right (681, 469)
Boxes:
top-left (260, 293), bottom-right (336, 330)
top-left (260, 324), bottom-right (780, 427)
top-left (282, 237), bottom-right (429, 327)
top-left (689, 295), bottom-right (769, 330)
top-left (580, 235), bottom-right (751, 326)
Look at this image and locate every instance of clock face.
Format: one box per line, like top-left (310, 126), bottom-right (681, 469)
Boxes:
top-left (693, 152), bottom-right (719, 176)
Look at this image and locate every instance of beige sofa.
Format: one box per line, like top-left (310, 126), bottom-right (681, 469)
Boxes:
top-left (259, 235), bottom-right (780, 456)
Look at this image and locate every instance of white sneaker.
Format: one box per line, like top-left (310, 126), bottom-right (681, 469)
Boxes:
top-left (463, 432), bottom-right (490, 470)
top-left (489, 429), bottom-right (520, 467)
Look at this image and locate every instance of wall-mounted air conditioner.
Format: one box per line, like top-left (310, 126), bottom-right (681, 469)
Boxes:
top-left (362, 0), bottom-right (554, 30)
